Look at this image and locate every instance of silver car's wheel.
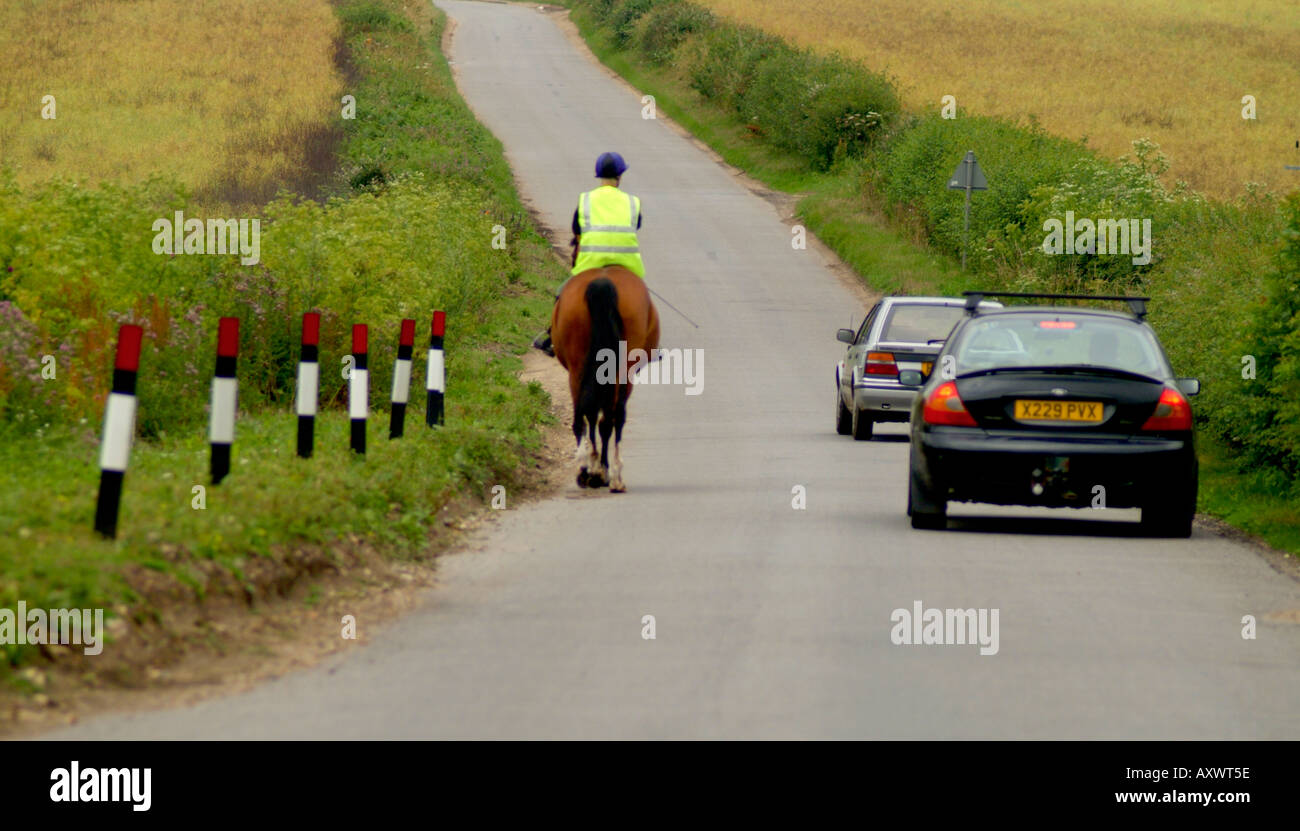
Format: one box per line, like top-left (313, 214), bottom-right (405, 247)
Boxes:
top-left (851, 405), bottom-right (873, 440)
top-left (836, 389), bottom-right (852, 435)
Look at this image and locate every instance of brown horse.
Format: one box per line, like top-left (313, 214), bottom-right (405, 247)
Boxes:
top-left (551, 265), bottom-right (660, 492)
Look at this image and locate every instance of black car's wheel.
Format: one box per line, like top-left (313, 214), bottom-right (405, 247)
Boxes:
top-left (1141, 494), bottom-right (1194, 538)
top-left (908, 466), bottom-right (946, 530)
top-left (851, 405), bottom-right (874, 441)
top-left (836, 389), bottom-right (852, 435)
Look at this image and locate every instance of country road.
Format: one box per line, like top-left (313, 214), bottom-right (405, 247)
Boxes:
top-left (53, 0), bottom-right (1299, 739)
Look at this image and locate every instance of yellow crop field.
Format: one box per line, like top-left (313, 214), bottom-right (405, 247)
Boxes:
top-left (699, 0), bottom-right (1300, 199)
top-left (0, 0), bottom-right (345, 206)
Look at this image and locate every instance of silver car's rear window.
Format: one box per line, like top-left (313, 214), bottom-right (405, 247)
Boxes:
top-left (953, 315), bottom-right (1168, 377)
top-left (880, 304), bottom-right (965, 344)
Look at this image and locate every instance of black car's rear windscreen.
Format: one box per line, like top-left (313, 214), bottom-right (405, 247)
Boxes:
top-left (953, 314), bottom-right (1169, 378)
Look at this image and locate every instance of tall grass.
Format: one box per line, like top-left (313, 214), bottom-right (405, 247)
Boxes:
top-left (0, 0), bottom-right (345, 209)
top-left (0, 172), bottom-right (538, 437)
top-left (698, 0), bottom-right (1300, 200)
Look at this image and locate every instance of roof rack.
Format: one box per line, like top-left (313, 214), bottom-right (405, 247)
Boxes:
top-left (962, 291), bottom-right (1149, 319)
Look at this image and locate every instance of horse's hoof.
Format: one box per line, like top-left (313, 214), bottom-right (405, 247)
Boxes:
top-left (586, 473), bottom-right (607, 488)
top-left (576, 469), bottom-right (589, 487)
top-left (610, 482), bottom-right (625, 493)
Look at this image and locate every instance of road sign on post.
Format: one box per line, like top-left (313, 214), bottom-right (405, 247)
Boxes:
top-left (948, 150), bottom-right (988, 270)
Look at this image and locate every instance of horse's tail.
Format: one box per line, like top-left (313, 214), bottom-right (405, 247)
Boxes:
top-left (580, 277), bottom-right (624, 421)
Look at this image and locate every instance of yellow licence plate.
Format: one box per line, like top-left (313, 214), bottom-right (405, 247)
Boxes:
top-left (1014, 399), bottom-right (1103, 423)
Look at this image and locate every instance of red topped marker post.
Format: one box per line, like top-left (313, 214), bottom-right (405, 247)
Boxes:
top-left (94, 324), bottom-right (144, 538)
top-left (390, 318), bottom-right (416, 439)
top-left (350, 324), bottom-right (369, 454)
top-left (295, 312), bottom-right (321, 458)
top-left (425, 311), bottom-right (445, 427)
top-left (209, 317), bottom-right (240, 484)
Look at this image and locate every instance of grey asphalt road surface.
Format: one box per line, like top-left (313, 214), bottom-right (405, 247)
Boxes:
top-left (53, 0), bottom-right (1300, 739)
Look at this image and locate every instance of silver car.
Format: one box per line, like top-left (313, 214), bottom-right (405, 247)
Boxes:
top-left (835, 296), bottom-right (1002, 439)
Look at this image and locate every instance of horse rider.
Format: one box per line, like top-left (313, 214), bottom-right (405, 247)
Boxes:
top-left (532, 151), bottom-right (645, 357)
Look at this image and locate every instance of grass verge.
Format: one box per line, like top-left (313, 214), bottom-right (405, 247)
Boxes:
top-left (0, 0), bottom-right (567, 689)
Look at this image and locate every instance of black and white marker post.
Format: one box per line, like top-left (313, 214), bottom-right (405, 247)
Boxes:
top-left (426, 310), bottom-right (445, 427)
top-left (296, 312), bottom-right (320, 458)
top-left (350, 323), bottom-right (368, 454)
top-left (94, 324), bottom-right (143, 538)
top-left (389, 318), bottom-right (415, 439)
top-left (209, 316), bottom-right (239, 484)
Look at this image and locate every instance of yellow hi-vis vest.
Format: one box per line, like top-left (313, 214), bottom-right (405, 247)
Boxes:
top-left (572, 185), bottom-right (645, 278)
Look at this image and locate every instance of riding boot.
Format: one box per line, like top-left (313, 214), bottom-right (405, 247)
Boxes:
top-left (532, 329), bottom-right (554, 357)
top-left (532, 289), bottom-right (563, 357)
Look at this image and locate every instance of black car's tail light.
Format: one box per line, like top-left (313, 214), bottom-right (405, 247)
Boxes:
top-left (1140, 387), bottom-right (1192, 431)
top-left (865, 351), bottom-right (897, 376)
top-left (922, 381), bottom-right (977, 427)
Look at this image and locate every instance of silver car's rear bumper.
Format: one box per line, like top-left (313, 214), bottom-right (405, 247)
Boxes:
top-left (853, 382), bottom-right (918, 421)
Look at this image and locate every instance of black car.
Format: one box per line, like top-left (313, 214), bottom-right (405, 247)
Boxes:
top-left (900, 292), bottom-right (1200, 537)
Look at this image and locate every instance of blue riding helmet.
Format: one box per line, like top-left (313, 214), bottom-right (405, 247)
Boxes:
top-left (595, 152), bottom-right (628, 178)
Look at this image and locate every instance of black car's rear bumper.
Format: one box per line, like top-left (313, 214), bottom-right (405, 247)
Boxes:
top-left (912, 427), bottom-right (1196, 509)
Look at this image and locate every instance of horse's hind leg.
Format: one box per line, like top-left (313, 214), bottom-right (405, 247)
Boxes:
top-left (574, 413), bottom-right (591, 488)
top-left (585, 413), bottom-right (605, 487)
top-left (609, 398), bottom-right (628, 493)
top-left (596, 410), bottom-right (614, 488)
